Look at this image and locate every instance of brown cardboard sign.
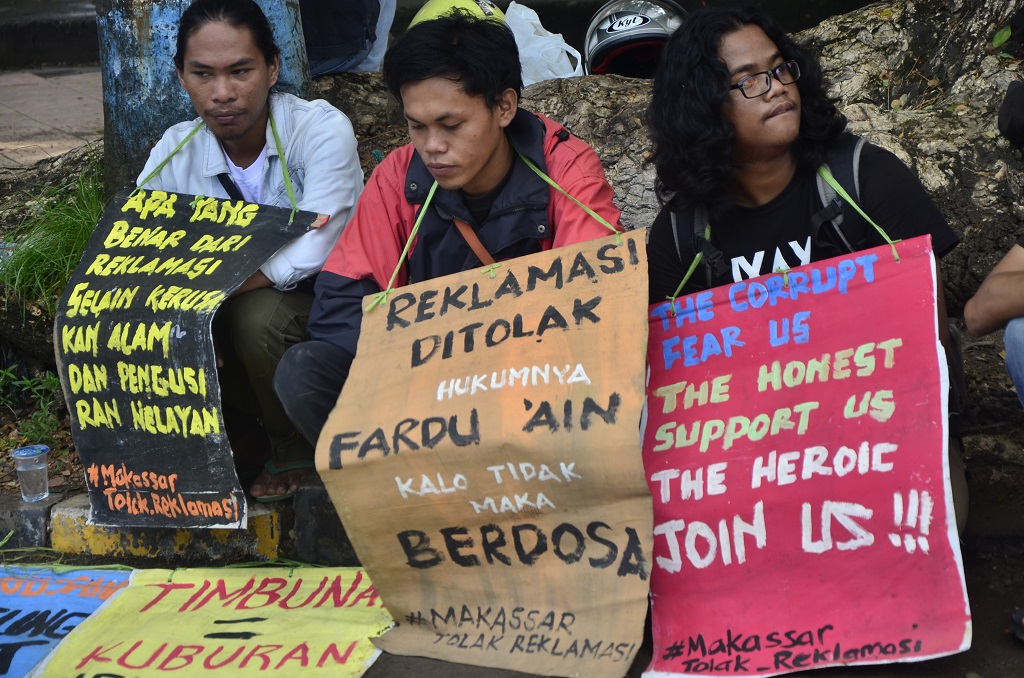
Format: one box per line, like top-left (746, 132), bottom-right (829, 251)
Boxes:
top-left (317, 232), bottom-right (653, 677)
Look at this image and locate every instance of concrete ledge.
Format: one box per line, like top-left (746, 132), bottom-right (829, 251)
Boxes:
top-left (50, 494), bottom-right (287, 562)
top-left (0, 17), bottom-right (99, 69)
top-left (0, 486), bottom-right (359, 565)
top-left (0, 492), bottom-right (63, 547)
top-left (292, 475), bottom-right (360, 566)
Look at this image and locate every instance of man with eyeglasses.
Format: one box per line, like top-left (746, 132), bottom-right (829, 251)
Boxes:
top-left (646, 8), bottom-right (959, 296)
top-left (644, 6), bottom-right (967, 532)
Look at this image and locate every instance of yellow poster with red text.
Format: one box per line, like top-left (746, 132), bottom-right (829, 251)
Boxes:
top-left (33, 567), bottom-right (392, 677)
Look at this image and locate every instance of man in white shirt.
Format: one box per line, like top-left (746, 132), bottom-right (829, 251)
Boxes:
top-left (137, 0), bottom-right (362, 500)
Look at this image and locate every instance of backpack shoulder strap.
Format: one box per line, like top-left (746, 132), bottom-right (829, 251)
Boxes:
top-left (817, 134), bottom-right (866, 207)
top-left (812, 134), bottom-right (867, 253)
top-left (667, 206), bottom-right (709, 260)
top-left (670, 210), bottom-right (682, 259)
top-left (669, 204), bottom-right (726, 292)
top-left (692, 205), bottom-right (720, 288)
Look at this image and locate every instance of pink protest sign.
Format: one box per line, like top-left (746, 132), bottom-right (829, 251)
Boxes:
top-left (642, 236), bottom-right (970, 677)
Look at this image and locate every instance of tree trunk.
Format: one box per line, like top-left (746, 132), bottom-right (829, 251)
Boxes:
top-left (94, 0), bottom-right (311, 196)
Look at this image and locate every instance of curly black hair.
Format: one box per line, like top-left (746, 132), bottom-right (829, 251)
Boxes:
top-left (646, 6), bottom-right (847, 218)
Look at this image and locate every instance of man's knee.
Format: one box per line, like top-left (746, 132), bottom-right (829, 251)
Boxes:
top-left (275, 342), bottom-right (351, 405)
top-left (222, 289), bottom-right (280, 356)
top-left (275, 342), bottom-right (320, 410)
top-left (1005, 317), bottom-right (1024, 351)
top-left (226, 289), bottom-right (310, 364)
top-left (226, 287), bottom-right (280, 329)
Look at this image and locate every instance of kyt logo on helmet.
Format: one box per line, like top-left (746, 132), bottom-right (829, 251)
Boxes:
top-left (608, 14), bottom-right (652, 33)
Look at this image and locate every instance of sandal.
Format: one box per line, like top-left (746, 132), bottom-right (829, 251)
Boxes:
top-left (249, 460), bottom-right (315, 503)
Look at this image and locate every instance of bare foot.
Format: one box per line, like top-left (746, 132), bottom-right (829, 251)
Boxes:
top-left (249, 467), bottom-right (311, 500)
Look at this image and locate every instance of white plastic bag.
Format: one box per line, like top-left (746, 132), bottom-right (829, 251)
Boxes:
top-left (504, 1), bottom-right (583, 86)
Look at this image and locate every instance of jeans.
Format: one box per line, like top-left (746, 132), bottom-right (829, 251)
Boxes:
top-left (1005, 316), bottom-right (1024, 409)
top-left (308, 0), bottom-right (396, 76)
top-left (350, 0), bottom-right (395, 73)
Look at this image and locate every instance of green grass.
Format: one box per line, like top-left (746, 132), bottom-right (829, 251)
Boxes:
top-left (0, 367), bottom-right (64, 453)
top-left (0, 161), bottom-right (105, 461)
top-left (0, 160), bottom-right (106, 314)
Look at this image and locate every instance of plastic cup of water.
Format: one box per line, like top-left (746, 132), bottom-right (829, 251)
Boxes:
top-left (11, 445), bottom-right (49, 502)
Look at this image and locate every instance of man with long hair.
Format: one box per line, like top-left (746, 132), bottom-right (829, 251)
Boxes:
top-left (644, 6), bottom-right (967, 531)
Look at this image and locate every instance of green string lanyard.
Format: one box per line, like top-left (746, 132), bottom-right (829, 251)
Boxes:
top-left (666, 221), bottom-right (710, 311)
top-left (664, 166), bottom-right (901, 311)
top-left (134, 107), bottom-right (298, 224)
top-left (364, 151), bottom-right (623, 312)
top-left (365, 181), bottom-right (439, 311)
top-left (133, 123), bottom-right (204, 195)
top-left (816, 165), bottom-right (900, 262)
top-left (517, 152), bottom-right (622, 244)
top-left (268, 111), bottom-right (299, 224)
top-left (0, 531), bottom-right (135, 571)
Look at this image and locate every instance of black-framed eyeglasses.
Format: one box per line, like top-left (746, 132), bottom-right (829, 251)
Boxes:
top-left (729, 61), bottom-right (801, 99)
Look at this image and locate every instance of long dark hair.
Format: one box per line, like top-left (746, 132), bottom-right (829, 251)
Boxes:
top-left (174, 0), bottom-right (280, 70)
top-left (647, 6), bottom-right (846, 217)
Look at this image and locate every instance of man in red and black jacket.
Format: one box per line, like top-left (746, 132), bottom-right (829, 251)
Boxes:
top-left (273, 9), bottom-right (623, 457)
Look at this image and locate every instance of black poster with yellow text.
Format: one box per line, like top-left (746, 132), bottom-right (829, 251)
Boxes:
top-left (54, 190), bottom-right (318, 528)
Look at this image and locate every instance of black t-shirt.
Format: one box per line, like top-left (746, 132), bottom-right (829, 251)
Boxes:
top-left (647, 142), bottom-right (959, 303)
top-left (463, 161), bottom-right (516, 226)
